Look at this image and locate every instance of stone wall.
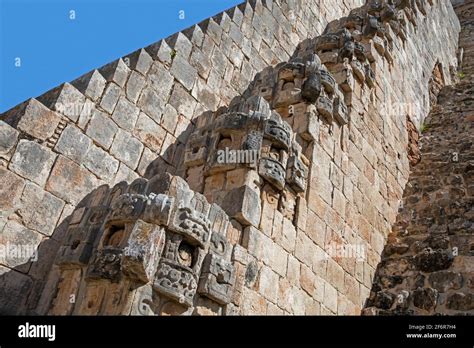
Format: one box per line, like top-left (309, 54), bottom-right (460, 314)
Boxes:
top-left (0, 0), bottom-right (463, 315)
top-left (0, 0), bottom-right (365, 314)
top-left (364, 0), bottom-right (474, 315)
top-left (227, 0), bottom-right (460, 315)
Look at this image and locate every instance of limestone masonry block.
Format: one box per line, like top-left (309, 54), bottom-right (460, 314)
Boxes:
top-left (86, 109), bottom-right (119, 150)
top-left (46, 156), bottom-right (100, 205)
top-left (110, 129), bottom-right (144, 170)
top-left (10, 140), bottom-right (56, 186)
top-left (55, 124), bottom-right (92, 163)
top-left (0, 120), bottom-right (19, 160)
top-left (3, 99), bottom-right (61, 141)
top-left (71, 70), bottom-right (107, 102)
top-left (37, 82), bottom-right (85, 122)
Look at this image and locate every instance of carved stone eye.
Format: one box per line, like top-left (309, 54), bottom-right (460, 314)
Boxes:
top-left (177, 242), bottom-right (194, 267)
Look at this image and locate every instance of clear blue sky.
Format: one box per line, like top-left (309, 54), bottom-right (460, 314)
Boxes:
top-left (0, 0), bottom-right (242, 112)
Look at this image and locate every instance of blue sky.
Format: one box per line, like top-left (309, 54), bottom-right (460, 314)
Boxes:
top-left (0, 0), bottom-right (242, 112)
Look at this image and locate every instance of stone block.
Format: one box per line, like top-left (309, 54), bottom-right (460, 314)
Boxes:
top-left (428, 271), bottom-right (463, 293)
top-left (231, 244), bottom-right (249, 265)
top-left (182, 24), bottom-right (204, 48)
top-left (190, 49), bottom-right (212, 79)
top-left (170, 56), bottom-right (197, 91)
top-left (100, 82), bottom-right (121, 114)
top-left (166, 32), bottom-right (193, 60)
top-left (114, 163), bottom-right (139, 185)
top-left (240, 288), bottom-right (267, 315)
top-left (37, 83), bottom-right (85, 122)
top-left (137, 147), bottom-right (155, 176)
top-left (222, 185), bottom-right (261, 227)
top-left (295, 231), bottom-right (314, 267)
top-left (148, 62), bottom-right (174, 101)
top-left (123, 48), bottom-right (153, 75)
top-left (0, 167), bottom-right (25, 214)
top-left (18, 182), bottom-right (65, 236)
top-left (111, 96), bottom-right (140, 131)
top-left (133, 112), bottom-right (166, 153)
top-left (71, 70), bottom-right (107, 102)
top-left (323, 282), bottom-right (338, 313)
top-left (98, 58), bottom-right (130, 88)
top-left (55, 124), bottom-right (92, 163)
top-left (161, 104), bottom-right (178, 133)
top-left (326, 258), bottom-right (345, 292)
top-left (77, 99), bottom-right (94, 130)
top-left (169, 83), bottom-right (198, 120)
top-left (4, 99), bottom-right (61, 141)
top-left (0, 221), bottom-right (43, 268)
top-left (145, 40), bottom-right (172, 65)
top-left (446, 292), bottom-right (474, 311)
top-left (0, 120), bottom-right (19, 160)
top-left (191, 78), bottom-right (219, 111)
top-left (258, 265), bottom-right (279, 303)
top-left (10, 140), bottom-right (56, 186)
top-left (125, 71), bottom-right (146, 104)
top-left (305, 209), bottom-right (326, 247)
top-left (138, 87), bottom-right (164, 123)
top-left (86, 109), bottom-right (119, 150)
top-left (83, 144), bottom-right (119, 181)
top-left (46, 156), bottom-right (100, 205)
top-left (110, 130), bottom-right (144, 170)
top-left (287, 254), bottom-right (300, 286)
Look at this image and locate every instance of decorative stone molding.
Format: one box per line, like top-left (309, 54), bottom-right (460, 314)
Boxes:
top-left (49, 174), bottom-right (239, 315)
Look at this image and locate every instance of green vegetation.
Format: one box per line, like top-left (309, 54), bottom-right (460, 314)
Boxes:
top-left (170, 49), bottom-right (177, 60)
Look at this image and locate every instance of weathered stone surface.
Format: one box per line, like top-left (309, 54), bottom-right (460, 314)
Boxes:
top-left (148, 62), bottom-right (174, 101)
top-left (170, 56), bottom-right (197, 91)
top-left (71, 69), bottom-right (107, 102)
top-left (222, 185), bottom-right (261, 227)
top-left (446, 292), bottom-right (474, 311)
top-left (83, 144), bottom-right (119, 181)
top-left (98, 58), bottom-right (130, 88)
top-left (414, 249), bottom-right (454, 272)
top-left (133, 112), bottom-right (166, 153)
top-left (5, 99), bottom-right (61, 141)
top-left (46, 156), bottom-right (100, 205)
top-left (161, 105), bottom-right (178, 134)
top-left (168, 83), bottom-right (197, 119)
top-left (0, 167), bottom-right (25, 214)
top-left (100, 83), bottom-right (122, 114)
top-left (111, 96), bottom-right (140, 131)
top-left (10, 140), bottom-right (56, 186)
top-left (86, 109), bottom-right (119, 150)
top-left (0, 221), bottom-right (43, 268)
top-left (428, 271), bottom-right (463, 293)
top-left (138, 87), bottom-right (164, 123)
top-left (114, 163), bottom-right (139, 184)
top-left (18, 182), bottom-right (65, 236)
top-left (413, 287), bottom-right (438, 311)
top-left (0, 120), bottom-right (19, 159)
top-left (125, 71), bottom-right (146, 103)
top-left (37, 83), bottom-right (85, 122)
top-left (124, 48), bottom-right (153, 75)
top-left (258, 265), bottom-right (279, 303)
top-left (110, 130), bottom-right (144, 170)
top-left (366, 0), bottom-right (470, 315)
top-left (55, 125), bottom-right (92, 163)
